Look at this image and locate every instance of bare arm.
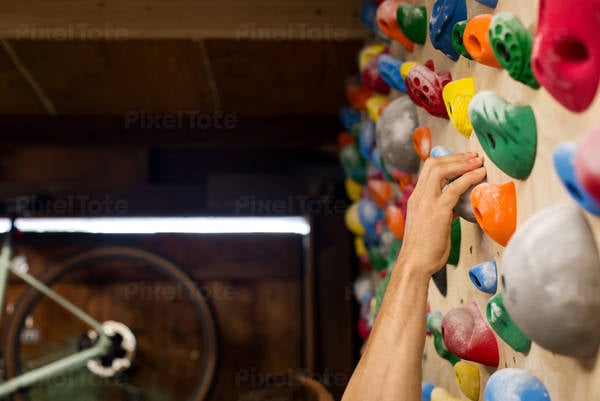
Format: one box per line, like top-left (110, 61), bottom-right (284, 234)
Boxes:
top-left (342, 153), bottom-right (485, 401)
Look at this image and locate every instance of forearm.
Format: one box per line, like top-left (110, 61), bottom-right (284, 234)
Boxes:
top-left (342, 256), bottom-right (430, 401)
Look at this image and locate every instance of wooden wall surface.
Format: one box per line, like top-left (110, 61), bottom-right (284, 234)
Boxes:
top-left (389, 1), bottom-right (600, 400)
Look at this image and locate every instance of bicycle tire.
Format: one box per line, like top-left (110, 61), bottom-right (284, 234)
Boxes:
top-left (3, 246), bottom-right (219, 401)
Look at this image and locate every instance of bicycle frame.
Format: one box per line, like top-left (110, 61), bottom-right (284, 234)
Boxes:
top-left (0, 243), bottom-right (111, 396)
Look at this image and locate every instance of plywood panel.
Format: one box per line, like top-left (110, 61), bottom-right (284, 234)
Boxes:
top-left (389, 1), bottom-right (600, 400)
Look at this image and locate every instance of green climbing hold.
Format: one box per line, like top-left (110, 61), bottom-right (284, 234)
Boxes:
top-left (451, 20), bottom-right (473, 60)
top-left (387, 238), bottom-right (403, 264)
top-left (427, 312), bottom-right (461, 365)
top-left (486, 293), bottom-right (531, 353)
top-left (489, 12), bottom-right (540, 89)
top-left (447, 219), bottom-right (461, 266)
top-left (397, 4), bottom-right (428, 45)
top-left (468, 91), bottom-right (537, 180)
top-left (368, 247), bottom-right (388, 272)
top-left (374, 264), bottom-right (394, 314)
top-left (340, 144), bottom-right (367, 184)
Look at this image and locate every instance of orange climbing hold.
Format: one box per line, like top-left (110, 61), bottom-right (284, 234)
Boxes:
top-left (346, 84), bottom-right (373, 110)
top-left (386, 204), bottom-right (406, 240)
top-left (464, 15), bottom-right (502, 68)
top-left (338, 131), bottom-right (355, 149)
top-left (412, 127), bottom-right (432, 160)
top-left (368, 180), bottom-right (393, 208)
top-left (376, 0), bottom-right (415, 52)
top-left (470, 182), bottom-right (517, 246)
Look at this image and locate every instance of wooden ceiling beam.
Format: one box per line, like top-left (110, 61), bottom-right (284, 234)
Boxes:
top-left (0, 0), bottom-right (365, 40)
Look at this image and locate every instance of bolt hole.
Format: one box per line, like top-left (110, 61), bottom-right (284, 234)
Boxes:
top-left (454, 30), bottom-right (463, 44)
top-left (423, 85), bottom-right (429, 93)
top-left (418, 92), bottom-right (430, 106)
top-left (566, 181), bottom-right (584, 201)
top-left (467, 34), bottom-right (482, 56)
top-left (487, 132), bottom-right (496, 149)
top-left (469, 272), bottom-right (482, 288)
top-left (555, 38), bottom-right (589, 62)
top-left (501, 275), bottom-right (506, 290)
top-left (413, 77), bottom-right (421, 86)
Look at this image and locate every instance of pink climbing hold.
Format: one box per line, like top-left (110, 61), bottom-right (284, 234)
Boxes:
top-left (362, 52), bottom-right (392, 95)
top-left (575, 125), bottom-right (600, 204)
top-left (405, 60), bottom-right (452, 119)
top-left (442, 302), bottom-right (499, 367)
top-left (531, 0), bottom-right (600, 112)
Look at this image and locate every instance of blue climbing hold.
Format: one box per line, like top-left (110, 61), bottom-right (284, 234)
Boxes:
top-left (475, 0), bottom-right (498, 8)
top-left (359, 119), bottom-right (377, 160)
top-left (553, 143), bottom-right (600, 216)
top-left (422, 382), bottom-right (435, 401)
top-left (469, 261), bottom-right (498, 294)
top-left (360, 0), bottom-right (379, 32)
top-left (377, 54), bottom-right (407, 93)
top-left (358, 198), bottom-right (384, 240)
top-left (430, 145), bottom-right (453, 158)
top-left (339, 107), bottom-right (361, 132)
top-left (429, 0), bottom-right (467, 61)
top-left (370, 147), bottom-right (383, 171)
top-left (485, 369), bottom-right (551, 401)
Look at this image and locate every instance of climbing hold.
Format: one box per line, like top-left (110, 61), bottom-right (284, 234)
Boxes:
top-left (338, 131), bottom-right (355, 149)
top-left (430, 145), bottom-right (452, 158)
top-left (469, 91), bottom-right (537, 180)
top-left (575, 125), bottom-right (600, 205)
top-left (346, 83), bottom-right (373, 110)
top-left (486, 292), bottom-right (531, 353)
top-left (422, 382), bottom-right (435, 401)
top-left (430, 146), bottom-right (478, 223)
top-left (475, 0), bottom-right (498, 8)
top-left (412, 127), bottom-right (432, 161)
top-left (358, 198), bottom-right (384, 240)
top-left (339, 107), bottom-right (361, 132)
top-left (484, 369), bottom-right (551, 401)
top-left (531, 0), bottom-right (600, 112)
top-left (442, 77), bottom-right (474, 138)
top-left (429, 0), bottom-right (467, 61)
top-left (362, 53), bottom-right (391, 94)
top-left (359, 44), bottom-right (386, 72)
top-left (360, 0), bottom-right (380, 32)
top-left (386, 204), bottom-right (405, 240)
top-left (340, 143), bottom-right (367, 184)
top-left (503, 203), bottom-right (600, 358)
top-left (368, 246), bottom-right (388, 272)
top-left (442, 302), bottom-right (500, 367)
top-left (468, 261), bottom-right (497, 294)
top-left (354, 237), bottom-right (368, 258)
top-left (406, 62), bottom-right (453, 119)
top-left (431, 387), bottom-right (463, 401)
top-left (432, 266), bottom-right (448, 297)
top-left (396, 4), bottom-right (428, 45)
top-left (345, 178), bottom-right (362, 201)
top-left (365, 94), bottom-right (389, 122)
top-left (427, 311), bottom-right (460, 365)
top-left (377, 54), bottom-right (406, 93)
top-left (464, 15), bottom-right (501, 68)
top-left (451, 21), bottom-right (472, 60)
top-left (470, 182), bottom-right (516, 246)
top-left (447, 219), bottom-right (461, 266)
top-left (376, 0), bottom-right (415, 52)
top-left (345, 202), bottom-right (365, 236)
top-left (553, 143), bottom-right (600, 215)
top-left (400, 61), bottom-right (418, 79)
top-left (359, 119), bottom-right (377, 160)
top-left (387, 237), bottom-right (402, 263)
top-left (453, 361), bottom-right (480, 401)
top-left (489, 12), bottom-right (540, 89)
top-left (376, 96), bottom-right (421, 173)
top-left (367, 179), bottom-right (393, 208)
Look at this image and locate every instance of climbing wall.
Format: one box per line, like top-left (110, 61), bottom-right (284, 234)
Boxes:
top-left (393, 1), bottom-right (600, 400)
top-left (344, 0), bottom-right (600, 400)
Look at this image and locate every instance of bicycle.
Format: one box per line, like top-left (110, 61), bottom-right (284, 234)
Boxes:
top-left (0, 219), bottom-right (219, 401)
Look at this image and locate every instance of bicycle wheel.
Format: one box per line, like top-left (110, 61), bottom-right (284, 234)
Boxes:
top-left (3, 247), bottom-right (219, 401)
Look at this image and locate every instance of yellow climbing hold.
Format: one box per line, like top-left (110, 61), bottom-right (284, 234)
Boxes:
top-left (345, 202), bottom-right (365, 236)
top-left (345, 178), bottom-right (363, 201)
top-left (359, 44), bottom-right (386, 71)
top-left (442, 77), bottom-right (475, 138)
top-left (366, 94), bottom-right (389, 122)
top-left (431, 387), bottom-right (463, 401)
top-left (354, 237), bottom-right (367, 257)
top-left (453, 361), bottom-right (480, 401)
top-left (400, 61), bottom-right (418, 79)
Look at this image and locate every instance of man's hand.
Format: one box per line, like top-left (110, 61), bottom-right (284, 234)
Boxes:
top-left (398, 152), bottom-right (485, 278)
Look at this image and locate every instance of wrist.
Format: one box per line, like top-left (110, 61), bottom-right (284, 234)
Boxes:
top-left (392, 252), bottom-right (431, 287)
